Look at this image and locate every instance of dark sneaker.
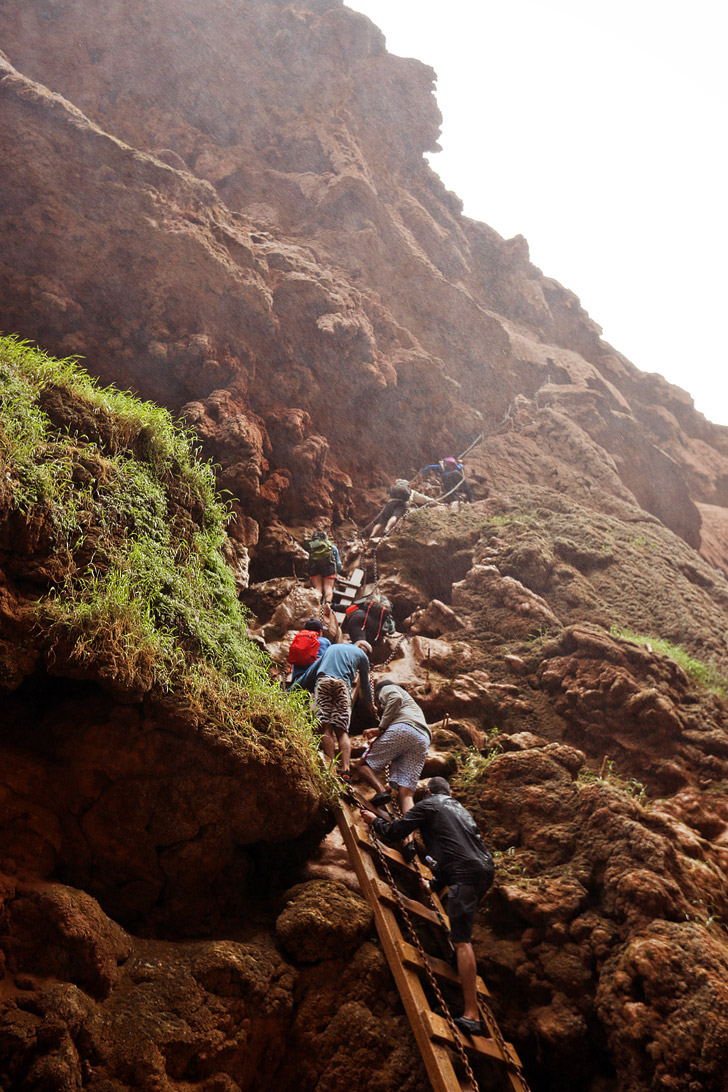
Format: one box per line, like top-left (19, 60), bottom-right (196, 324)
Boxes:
top-left (401, 843), bottom-right (417, 864)
top-left (371, 791), bottom-right (392, 807)
top-left (454, 1016), bottom-right (484, 1037)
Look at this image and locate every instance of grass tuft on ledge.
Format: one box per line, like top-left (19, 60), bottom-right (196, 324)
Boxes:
top-left (0, 336), bottom-right (331, 795)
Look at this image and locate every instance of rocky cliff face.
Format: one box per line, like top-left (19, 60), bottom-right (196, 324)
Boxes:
top-left (2, 3), bottom-right (728, 1091)
top-left (2, 0), bottom-right (728, 571)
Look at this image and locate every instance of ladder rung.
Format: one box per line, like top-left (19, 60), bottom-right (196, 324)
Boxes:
top-left (422, 1010), bottom-right (519, 1066)
top-left (395, 937), bottom-right (491, 997)
top-left (354, 827), bottom-right (420, 871)
top-left (372, 877), bottom-right (447, 929)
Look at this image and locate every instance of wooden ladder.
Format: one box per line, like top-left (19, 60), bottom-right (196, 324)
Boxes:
top-left (331, 566), bottom-right (365, 624)
top-left (335, 797), bottom-right (530, 1092)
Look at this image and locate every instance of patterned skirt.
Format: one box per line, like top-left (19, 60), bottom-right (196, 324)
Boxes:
top-left (313, 675), bottom-right (351, 733)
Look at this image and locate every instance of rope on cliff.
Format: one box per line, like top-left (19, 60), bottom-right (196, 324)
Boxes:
top-left (457, 432), bottom-right (484, 461)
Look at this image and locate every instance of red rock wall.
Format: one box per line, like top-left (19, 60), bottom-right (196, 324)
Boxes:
top-left (2, 0), bottom-right (728, 570)
top-left (3, 4), bottom-right (728, 1092)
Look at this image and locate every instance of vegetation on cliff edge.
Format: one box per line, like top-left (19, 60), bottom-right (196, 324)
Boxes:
top-left (0, 336), bottom-right (327, 786)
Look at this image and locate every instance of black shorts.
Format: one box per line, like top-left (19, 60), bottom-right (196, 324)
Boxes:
top-left (447, 868), bottom-right (494, 943)
top-left (309, 560), bottom-right (336, 578)
top-left (376, 499), bottom-right (408, 524)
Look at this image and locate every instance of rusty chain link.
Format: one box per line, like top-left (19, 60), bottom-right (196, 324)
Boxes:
top-left (344, 790), bottom-right (481, 1090)
top-left (349, 788), bottom-right (532, 1092)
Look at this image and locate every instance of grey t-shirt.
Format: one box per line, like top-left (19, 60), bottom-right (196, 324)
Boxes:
top-left (377, 684), bottom-right (431, 740)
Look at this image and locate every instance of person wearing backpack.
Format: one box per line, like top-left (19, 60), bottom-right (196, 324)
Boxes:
top-left (369, 479), bottom-right (432, 540)
top-left (342, 595), bottom-right (395, 645)
top-left (307, 641), bottom-right (376, 781)
top-left (421, 458), bottom-right (475, 507)
top-left (303, 529), bottom-right (342, 604)
top-left (287, 618), bottom-right (331, 689)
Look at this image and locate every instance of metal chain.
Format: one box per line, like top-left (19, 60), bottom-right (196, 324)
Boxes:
top-left (373, 633), bottom-right (407, 671)
top-left (366, 822), bottom-right (483, 1091)
top-left (477, 992), bottom-right (532, 1092)
top-left (350, 793), bottom-right (531, 1092)
top-left (344, 794), bottom-right (481, 1089)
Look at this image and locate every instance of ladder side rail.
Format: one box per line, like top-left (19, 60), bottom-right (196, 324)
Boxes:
top-left (336, 802), bottom-right (465, 1092)
top-left (337, 800), bottom-right (532, 1092)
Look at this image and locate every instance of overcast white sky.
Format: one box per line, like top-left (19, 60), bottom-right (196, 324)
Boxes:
top-left (347, 0), bottom-right (728, 426)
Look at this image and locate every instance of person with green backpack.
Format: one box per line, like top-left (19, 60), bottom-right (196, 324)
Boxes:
top-left (303, 529), bottom-right (342, 604)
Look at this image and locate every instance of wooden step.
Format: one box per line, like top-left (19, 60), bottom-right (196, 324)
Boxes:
top-left (372, 877), bottom-right (447, 929)
top-left (422, 1010), bottom-right (521, 1067)
top-left (394, 936), bottom-right (490, 998)
top-left (353, 826), bottom-right (421, 872)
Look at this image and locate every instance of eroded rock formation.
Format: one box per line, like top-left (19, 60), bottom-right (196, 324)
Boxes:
top-left (2, 3), bottom-right (728, 1091)
top-left (2, 0), bottom-right (728, 571)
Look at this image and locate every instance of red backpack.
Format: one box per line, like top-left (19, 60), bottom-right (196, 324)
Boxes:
top-left (288, 629), bottom-right (320, 667)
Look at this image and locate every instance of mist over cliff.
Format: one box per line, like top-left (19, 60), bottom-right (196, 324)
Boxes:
top-left (2, 3), bottom-right (728, 1091)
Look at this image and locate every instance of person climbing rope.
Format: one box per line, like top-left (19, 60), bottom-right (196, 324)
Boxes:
top-left (306, 640), bottom-right (376, 781)
top-left (302, 529), bottom-right (342, 604)
top-left (369, 479), bottom-right (432, 541)
top-left (353, 679), bottom-right (431, 814)
top-left (421, 457), bottom-right (475, 508)
top-left (361, 776), bottom-right (494, 1037)
top-left (287, 618), bottom-right (331, 689)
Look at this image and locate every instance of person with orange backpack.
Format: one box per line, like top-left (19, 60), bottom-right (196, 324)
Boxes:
top-left (287, 618), bottom-right (331, 689)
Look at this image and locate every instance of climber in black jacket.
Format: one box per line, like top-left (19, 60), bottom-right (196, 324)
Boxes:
top-left (361, 776), bottom-right (494, 1037)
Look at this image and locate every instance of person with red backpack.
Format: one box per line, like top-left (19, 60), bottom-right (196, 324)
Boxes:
top-left (287, 618), bottom-right (331, 689)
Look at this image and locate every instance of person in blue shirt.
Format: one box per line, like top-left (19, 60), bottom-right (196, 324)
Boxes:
top-left (288, 619), bottom-right (331, 688)
top-left (304, 641), bottom-right (376, 781)
top-left (421, 458), bottom-right (474, 507)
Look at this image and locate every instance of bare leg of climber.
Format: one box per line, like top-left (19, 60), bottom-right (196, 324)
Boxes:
top-left (320, 723), bottom-right (336, 765)
top-left (397, 786), bottom-right (415, 813)
top-left (322, 574), bottom-right (335, 603)
top-left (455, 941), bottom-right (479, 1021)
top-left (310, 574), bottom-right (324, 600)
top-left (336, 728), bottom-right (351, 773)
top-left (355, 760), bottom-right (388, 794)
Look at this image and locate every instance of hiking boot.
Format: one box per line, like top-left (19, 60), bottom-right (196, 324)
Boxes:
top-left (454, 1016), bottom-right (484, 1037)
